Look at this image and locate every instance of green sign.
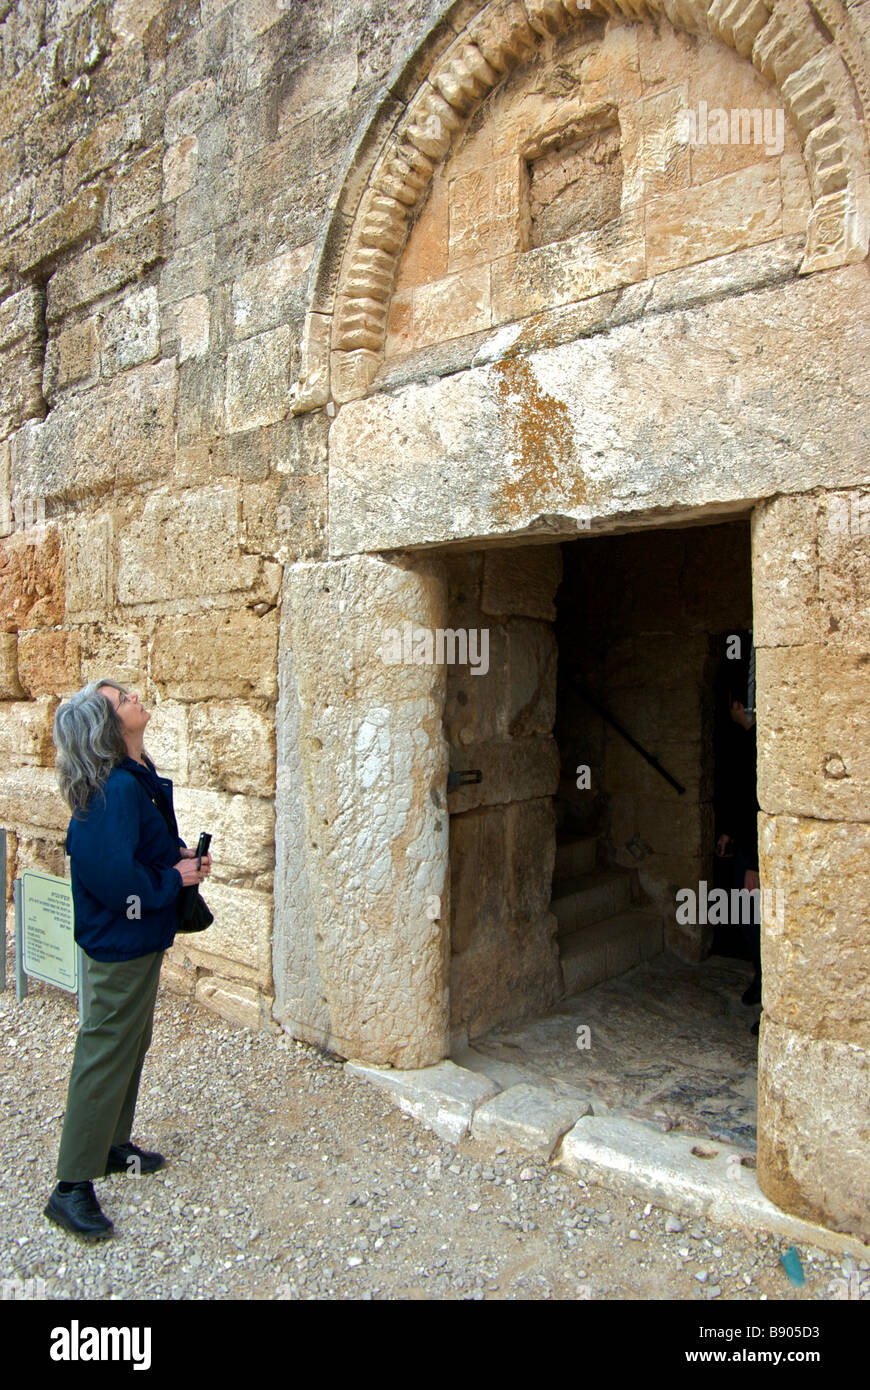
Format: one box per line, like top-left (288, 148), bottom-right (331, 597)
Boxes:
top-left (21, 870), bottom-right (77, 992)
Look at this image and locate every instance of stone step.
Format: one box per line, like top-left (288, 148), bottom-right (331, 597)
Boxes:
top-left (550, 870), bottom-right (634, 935)
top-left (559, 911), bottom-right (664, 997)
top-left (554, 834), bottom-right (597, 880)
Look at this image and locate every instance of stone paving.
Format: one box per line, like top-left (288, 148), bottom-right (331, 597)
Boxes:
top-left (454, 952), bottom-right (760, 1150)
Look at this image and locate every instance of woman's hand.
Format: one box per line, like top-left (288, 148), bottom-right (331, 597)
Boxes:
top-left (744, 868), bottom-right (760, 892)
top-left (174, 856), bottom-right (211, 886)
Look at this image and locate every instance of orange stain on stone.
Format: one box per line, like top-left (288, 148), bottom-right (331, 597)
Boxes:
top-left (491, 353), bottom-right (588, 519)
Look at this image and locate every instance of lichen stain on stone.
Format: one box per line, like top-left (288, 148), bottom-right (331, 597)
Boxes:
top-left (491, 353), bottom-right (587, 521)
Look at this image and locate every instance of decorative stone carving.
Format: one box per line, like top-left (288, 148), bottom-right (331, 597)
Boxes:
top-left (291, 0), bottom-right (870, 409)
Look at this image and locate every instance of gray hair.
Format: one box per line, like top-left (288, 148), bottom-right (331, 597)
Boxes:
top-left (53, 679), bottom-right (132, 817)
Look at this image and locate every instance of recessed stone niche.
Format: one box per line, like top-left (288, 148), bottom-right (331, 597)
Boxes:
top-left (525, 109), bottom-right (623, 249)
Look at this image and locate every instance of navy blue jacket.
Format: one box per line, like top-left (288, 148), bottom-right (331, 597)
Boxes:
top-left (65, 755), bottom-right (186, 962)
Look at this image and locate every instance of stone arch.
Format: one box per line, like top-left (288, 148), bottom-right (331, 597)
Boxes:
top-left (290, 0), bottom-right (870, 412)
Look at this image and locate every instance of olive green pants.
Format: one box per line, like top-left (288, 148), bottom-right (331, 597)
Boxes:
top-left (55, 948), bottom-right (164, 1183)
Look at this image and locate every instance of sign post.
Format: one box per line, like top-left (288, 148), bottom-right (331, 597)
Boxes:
top-left (0, 827), bottom-right (6, 994)
top-left (14, 869), bottom-right (83, 1020)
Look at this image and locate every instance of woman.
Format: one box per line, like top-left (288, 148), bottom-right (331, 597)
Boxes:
top-left (43, 680), bottom-right (211, 1240)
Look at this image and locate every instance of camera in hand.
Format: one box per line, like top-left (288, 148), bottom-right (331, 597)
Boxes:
top-left (177, 830), bottom-right (213, 932)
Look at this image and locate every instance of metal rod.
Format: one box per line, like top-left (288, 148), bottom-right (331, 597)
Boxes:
top-left (569, 679), bottom-right (686, 796)
top-left (13, 877), bottom-right (27, 1001)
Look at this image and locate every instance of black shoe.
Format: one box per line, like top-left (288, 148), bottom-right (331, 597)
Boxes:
top-left (44, 1182), bottom-right (114, 1240)
top-left (742, 975), bottom-right (762, 1006)
top-left (105, 1141), bottom-right (165, 1176)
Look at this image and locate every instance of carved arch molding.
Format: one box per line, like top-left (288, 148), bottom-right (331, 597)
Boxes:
top-left (291, 0), bottom-right (870, 412)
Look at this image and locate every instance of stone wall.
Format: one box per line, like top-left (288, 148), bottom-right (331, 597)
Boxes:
top-left (753, 490), bottom-right (870, 1239)
top-left (0, 0), bottom-right (437, 1028)
top-left (444, 544), bottom-right (563, 1039)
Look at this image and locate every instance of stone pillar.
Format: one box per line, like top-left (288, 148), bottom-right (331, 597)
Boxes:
top-left (753, 490), bottom-right (870, 1239)
top-left (273, 553), bottom-right (451, 1067)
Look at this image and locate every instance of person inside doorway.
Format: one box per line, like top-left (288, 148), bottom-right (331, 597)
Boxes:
top-left (713, 633), bottom-right (761, 1034)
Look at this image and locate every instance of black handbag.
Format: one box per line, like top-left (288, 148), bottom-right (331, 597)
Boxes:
top-left (176, 884), bottom-right (214, 934)
top-left (142, 775), bottom-right (214, 935)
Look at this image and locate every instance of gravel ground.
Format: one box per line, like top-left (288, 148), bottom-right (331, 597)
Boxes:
top-left (2, 964), bottom-right (868, 1302)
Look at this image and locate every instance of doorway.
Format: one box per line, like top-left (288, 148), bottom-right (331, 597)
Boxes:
top-left (448, 518), bottom-right (762, 1146)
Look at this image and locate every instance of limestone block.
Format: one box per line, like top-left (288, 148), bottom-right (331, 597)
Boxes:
top-left (491, 207), bottom-right (645, 324)
top-left (481, 544), bottom-right (562, 620)
top-left (108, 145), bottom-right (163, 231)
top-left (62, 108), bottom-right (143, 201)
top-left (506, 619), bottom-right (557, 737)
top-left (141, 700), bottom-right (189, 782)
top-left (17, 631), bottom-right (81, 698)
top-left (757, 1018), bottom-right (870, 1240)
top-left (756, 645), bottom-right (870, 822)
top-left (14, 184), bottom-right (106, 276)
top-left (471, 1083), bottom-right (592, 1157)
top-left (328, 266), bottom-right (870, 555)
top-left (117, 486), bottom-right (263, 605)
top-left (12, 831), bottom-right (66, 878)
top-left (78, 626), bottom-right (145, 687)
top-left (159, 953), bottom-right (197, 997)
top-left (231, 244), bottom-right (312, 341)
top-left (273, 593), bottom-right (331, 1048)
top-left (43, 316), bottom-right (100, 400)
top-left (195, 975), bottom-right (272, 1030)
top-left (444, 623), bottom-right (507, 745)
top-left (0, 632), bottom-right (23, 698)
top-left (759, 813), bottom-right (870, 1046)
top-left (11, 359), bottom-right (177, 505)
top-left (278, 554), bottom-right (451, 1067)
top-left (412, 265), bottom-right (491, 350)
top-left (151, 609), bottom-right (278, 701)
top-left (0, 766), bottom-right (68, 832)
top-left (646, 162), bottom-right (783, 277)
top-left (226, 325), bottom-right (291, 433)
top-left (174, 880), bottom-right (273, 988)
top-left (0, 284), bottom-right (45, 435)
top-left (163, 135), bottom-right (198, 201)
top-left (817, 490), bottom-right (870, 649)
top-left (164, 78), bottom-right (219, 143)
top-left (751, 494), bottom-right (821, 647)
top-left (0, 528), bottom-right (62, 633)
top-left (64, 513), bottom-right (113, 621)
top-left (446, 735), bottom-right (560, 813)
top-left (636, 796), bottom-right (704, 857)
top-left (450, 912), bottom-right (562, 1038)
top-left (46, 212), bottom-right (168, 322)
top-left (0, 698), bottom-right (57, 765)
top-left (187, 701), bottom-right (275, 796)
top-left (175, 294), bottom-right (210, 361)
top-left (450, 798), bottom-right (557, 953)
top-left (172, 787), bottom-right (275, 875)
top-left (451, 157), bottom-right (521, 273)
top-left (557, 1113), bottom-right (867, 1248)
top-left (158, 232), bottom-right (216, 305)
top-left (100, 286), bottom-right (160, 376)
top-left (345, 1059), bottom-right (500, 1143)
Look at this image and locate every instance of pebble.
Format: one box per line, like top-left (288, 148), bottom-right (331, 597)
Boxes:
top-left (2, 968), bottom-right (836, 1302)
